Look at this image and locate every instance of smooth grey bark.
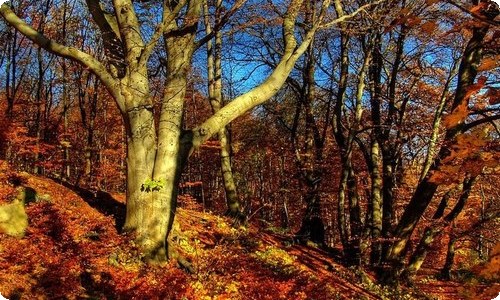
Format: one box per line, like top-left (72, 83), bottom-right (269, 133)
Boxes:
top-left (203, 0), bottom-right (242, 219)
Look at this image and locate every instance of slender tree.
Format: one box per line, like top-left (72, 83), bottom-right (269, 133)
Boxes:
top-left (203, 0), bottom-right (244, 220)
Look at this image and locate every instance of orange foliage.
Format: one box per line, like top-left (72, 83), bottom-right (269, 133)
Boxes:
top-left (477, 57), bottom-right (499, 72)
top-left (0, 162), bottom-right (409, 299)
top-left (443, 76), bottom-right (487, 129)
top-left (462, 243), bottom-right (500, 300)
top-left (479, 243), bottom-right (500, 281)
top-left (485, 87), bottom-right (500, 105)
top-left (421, 21), bottom-right (438, 34)
top-left (430, 128), bottom-right (497, 184)
top-left (0, 162), bottom-right (189, 299)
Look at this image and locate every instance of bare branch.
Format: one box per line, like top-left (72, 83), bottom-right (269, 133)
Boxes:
top-left (0, 3), bottom-right (124, 111)
top-left (320, 0), bottom-right (386, 29)
top-left (195, 0), bottom-right (248, 49)
top-left (138, 0), bottom-right (188, 66)
top-left (188, 0), bottom-right (333, 152)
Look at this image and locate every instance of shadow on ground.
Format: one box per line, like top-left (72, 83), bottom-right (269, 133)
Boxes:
top-left (54, 179), bottom-right (126, 232)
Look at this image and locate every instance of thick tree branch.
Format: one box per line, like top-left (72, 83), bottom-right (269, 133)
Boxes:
top-left (86, 0), bottom-right (127, 77)
top-left (112, 0), bottom-right (144, 66)
top-left (461, 114), bottom-right (500, 133)
top-left (188, 0), bottom-right (333, 152)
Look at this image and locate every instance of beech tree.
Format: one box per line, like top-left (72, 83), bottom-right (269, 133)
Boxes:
top-left (1, 0), bottom-right (387, 263)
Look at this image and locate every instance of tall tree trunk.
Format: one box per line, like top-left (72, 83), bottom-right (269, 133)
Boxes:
top-left (334, 36), bottom-right (370, 264)
top-left (332, 28), bottom-right (349, 250)
top-left (34, 46), bottom-right (44, 175)
top-left (122, 103), bottom-right (156, 233)
top-left (294, 3), bottom-right (326, 244)
top-left (139, 17), bottom-right (199, 262)
top-left (203, 0), bottom-right (242, 219)
top-left (370, 139), bottom-right (383, 264)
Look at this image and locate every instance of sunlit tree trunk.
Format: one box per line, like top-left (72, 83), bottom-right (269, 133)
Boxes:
top-left (370, 139), bottom-right (383, 264)
top-left (203, 0), bottom-right (242, 219)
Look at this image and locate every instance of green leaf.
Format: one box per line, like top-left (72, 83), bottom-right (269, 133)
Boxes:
top-left (141, 178), bottom-right (166, 192)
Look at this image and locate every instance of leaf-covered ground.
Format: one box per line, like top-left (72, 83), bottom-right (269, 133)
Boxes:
top-left (0, 161), bottom-right (496, 299)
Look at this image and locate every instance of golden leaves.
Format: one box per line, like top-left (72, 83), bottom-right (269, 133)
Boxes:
top-left (477, 57), bottom-right (499, 72)
top-left (443, 76), bottom-right (487, 129)
top-left (469, 2), bottom-right (489, 15)
top-left (477, 243), bottom-right (500, 281)
top-left (443, 101), bottom-right (469, 129)
top-left (430, 126), bottom-right (497, 184)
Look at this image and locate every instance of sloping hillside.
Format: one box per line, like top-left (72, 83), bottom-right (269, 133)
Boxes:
top-left (0, 162), bottom-right (492, 299)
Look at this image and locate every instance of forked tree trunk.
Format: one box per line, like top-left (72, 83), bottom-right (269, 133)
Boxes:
top-left (403, 226), bottom-right (441, 278)
top-left (384, 26), bottom-right (488, 261)
top-left (382, 13), bottom-right (495, 282)
top-left (1, 0), bottom-right (334, 263)
top-left (404, 175), bottom-right (476, 278)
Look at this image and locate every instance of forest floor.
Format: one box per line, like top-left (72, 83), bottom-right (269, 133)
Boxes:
top-left (0, 161), bottom-right (496, 300)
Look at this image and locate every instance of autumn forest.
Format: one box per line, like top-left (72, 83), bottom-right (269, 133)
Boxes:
top-left (0, 0), bottom-right (499, 299)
